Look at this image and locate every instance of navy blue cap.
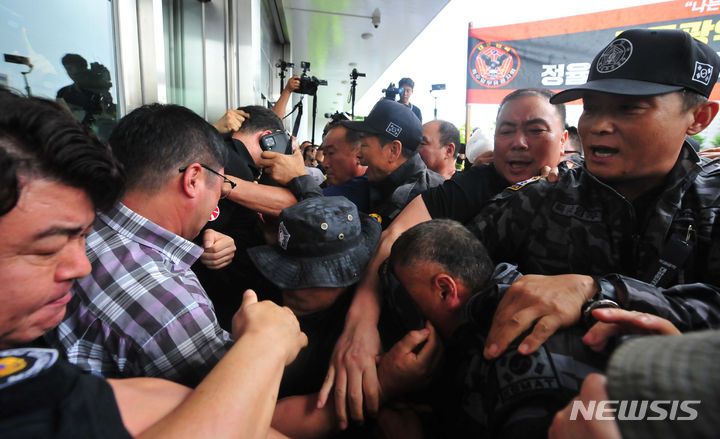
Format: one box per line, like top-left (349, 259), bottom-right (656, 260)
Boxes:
top-left (551, 29), bottom-right (720, 103)
top-left (342, 99), bottom-right (423, 151)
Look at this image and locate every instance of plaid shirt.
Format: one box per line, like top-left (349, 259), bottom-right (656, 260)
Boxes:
top-left (47, 203), bottom-right (233, 387)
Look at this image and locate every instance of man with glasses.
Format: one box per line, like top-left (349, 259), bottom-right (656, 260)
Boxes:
top-left (46, 104), bottom-right (242, 387)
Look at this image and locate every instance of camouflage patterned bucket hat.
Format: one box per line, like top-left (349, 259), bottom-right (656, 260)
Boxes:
top-left (248, 196), bottom-right (381, 289)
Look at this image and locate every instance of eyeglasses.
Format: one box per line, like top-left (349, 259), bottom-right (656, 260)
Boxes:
top-left (178, 164), bottom-right (236, 199)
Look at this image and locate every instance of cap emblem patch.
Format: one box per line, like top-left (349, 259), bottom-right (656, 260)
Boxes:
top-left (278, 221), bottom-right (290, 250)
top-left (693, 61), bottom-right (713, 85)
top-left (386, 122), bottom-right (402, 138)
top-left (596, 38), bottom-right (633, 73)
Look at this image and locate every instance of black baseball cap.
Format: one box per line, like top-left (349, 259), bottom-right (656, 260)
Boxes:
top-left (342, 99), bottom-right (423, 151)
top-left (551, 29), bottom-right (720, 104)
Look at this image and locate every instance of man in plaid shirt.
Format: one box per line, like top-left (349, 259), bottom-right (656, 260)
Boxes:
top-left (47, 103), bottom-right (239, 387)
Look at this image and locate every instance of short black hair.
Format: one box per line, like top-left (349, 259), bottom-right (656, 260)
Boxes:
top-left (61, 53), bottom-right (87, 69)
top-left (399, 77), bottom-right (415, 89)
top-left (108, 103), bottom-right (226, 193)
top-left (325, 123), bottom-right (363, 151)
top-left (681, 88), bottom-right (708, 112)
top-left (236, 105), bottom-right (284, 134)
top-left (565, 126), bottom-right (583, 156)
top-left (498, 88), bottom-right (567, 128)
top-left (0, 87), bottom-right (124, 216)
top-left (389, 219), bottom-right (494, 293)
top-left (435, 120), bottom-right (461, 158)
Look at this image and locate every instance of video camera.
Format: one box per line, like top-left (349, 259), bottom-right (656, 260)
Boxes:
top-left (382, 82), bottom-right (400, 100)
top-left (295, 61), bottom-right (327, 96)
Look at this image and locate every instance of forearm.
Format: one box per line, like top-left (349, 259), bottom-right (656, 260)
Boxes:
top-left (347, 195), bottom-right (432, 325)
top-left (110, 378), bottom-right (192, 437)
top-left (227, 177), bottom-right (298, 216)
top-left (272, 394), bottom-right (339, 439)
top-left (273, 90), bottom-right (292, 119)
top-left (138, 335), bottom-right (287, 439)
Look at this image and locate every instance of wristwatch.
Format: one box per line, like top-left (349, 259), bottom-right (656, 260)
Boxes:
top-left (581, 276), bottom-right (620, 327)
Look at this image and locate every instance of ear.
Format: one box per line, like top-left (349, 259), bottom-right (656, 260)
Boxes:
top-left (256, 129), bottom-right (274, 143)
top-left (386, 140), bottom-right (403, 162)
top-left (433, 273), bottom-right (463, 310)
top-left (686, 101), bottom-right (719, 135)
top-left (445, 142), bottom-right (456, 160)
top-left (179, 163), bottom-right (203, 198)
top-left (559, 129), bottom-right (568, 152)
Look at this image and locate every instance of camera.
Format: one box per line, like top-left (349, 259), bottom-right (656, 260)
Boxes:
top-left (260, 130), bottom-right (292, 155)
top-left (324, 111), bottom-right (351, 123)
top-left (294, 61), bottom-right (327, 96)
top-left (382, 82), bottom-right (399, 100)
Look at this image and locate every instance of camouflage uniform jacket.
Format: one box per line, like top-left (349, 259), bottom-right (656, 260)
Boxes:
top-left (468, 142), bottom-right (720, 331)
top-left (368, 153), bottom-right (444, 228)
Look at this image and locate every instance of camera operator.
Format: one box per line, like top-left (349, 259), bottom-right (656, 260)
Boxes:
top-left (272, 74), bottom-right (300, 119)
top-left (398, 77), bottom-right (422, 122)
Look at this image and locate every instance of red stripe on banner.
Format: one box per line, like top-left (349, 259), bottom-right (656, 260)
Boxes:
top-left (468, 88), bottom-right (720, 105)
top-left (469, 1), bottom-right (719, 42)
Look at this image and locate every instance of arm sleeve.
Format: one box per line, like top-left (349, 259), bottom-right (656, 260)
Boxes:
top-left (422, 166), bottom-right (499, 223)
top-left (287, 174), bottom-right (323, 200)
top-left (138, 279), bottom-right (234, 388)
top-left (607, 274), bottom-right (720, 331)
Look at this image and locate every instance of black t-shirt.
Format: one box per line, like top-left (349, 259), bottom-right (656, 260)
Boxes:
top-left (408, 103), bottom-right (422, 123)
top-left (192, 136), bottom-right (281, 330)
top-left (0, 347), bottom-right (131, 438)
top-left (422, 164), bottom-right (510, 223)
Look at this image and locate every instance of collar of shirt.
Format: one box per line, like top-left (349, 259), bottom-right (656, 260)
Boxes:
top-left (96, 202), bottom-right (204, 271)
top-left (230, 137), bottom-right (261, 179)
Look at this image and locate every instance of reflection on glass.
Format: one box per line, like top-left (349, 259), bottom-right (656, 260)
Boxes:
top-left (56, 54), bottom-right (116, 133)
top-left (0, 0), bottom-right (118, 139)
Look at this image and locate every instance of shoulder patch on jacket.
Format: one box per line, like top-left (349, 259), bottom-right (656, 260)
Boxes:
top-left (0, 348), bottom-right (58, 390)
top-left (507, 176), bottom-right (542, 191)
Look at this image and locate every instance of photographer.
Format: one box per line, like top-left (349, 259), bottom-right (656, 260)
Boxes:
top-left (398, 77), bottom-right (422, 122)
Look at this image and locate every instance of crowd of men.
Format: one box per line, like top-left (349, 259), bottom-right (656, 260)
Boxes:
top-left (1, 28), bottom-right (720, 439)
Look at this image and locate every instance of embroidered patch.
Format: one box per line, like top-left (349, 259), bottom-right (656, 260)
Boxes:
top-left (278, 221), bottom-right (290, 250)
top-left (551, 202), bottom-right (603, 222)
top-left (596, 38), bottom-right (633, 73)
top-left (507, 176), bottom-right (542, 191)
top-left (692, 61), bottom-right (713, 86)
top-left (386, 122), bottom-right (402, 138)
top-left (369, 213), bottom-right (382, 225)
top-left (208, 206), bottom-right (220, 222)
top-left (0, 348), bottom-right (58, 390)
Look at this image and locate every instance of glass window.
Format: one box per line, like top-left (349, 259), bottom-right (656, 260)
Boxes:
top-left (0, 0), bottom-right (118, 139)
top-left (163, 0), bottom-right (205, 116)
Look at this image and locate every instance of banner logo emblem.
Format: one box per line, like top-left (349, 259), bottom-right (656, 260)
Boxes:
top-left (469, 42), bottom-right (521, 88)
top-left (596, 38), bottom-right (633, 73)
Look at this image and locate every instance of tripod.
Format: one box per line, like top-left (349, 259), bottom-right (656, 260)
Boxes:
top-left (348, 68), bottom-right (365, 118)
top-left (275, 59), bottom-right (294, 92)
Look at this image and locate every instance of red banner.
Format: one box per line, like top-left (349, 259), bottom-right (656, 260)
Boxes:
top-left (467, 1), bottom-right (720, 104)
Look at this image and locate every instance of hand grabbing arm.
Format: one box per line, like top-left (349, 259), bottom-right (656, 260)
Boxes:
top-left (582, 308), bottom-right (680, 352)
top-left (484, 274), bottom-right (596, 359)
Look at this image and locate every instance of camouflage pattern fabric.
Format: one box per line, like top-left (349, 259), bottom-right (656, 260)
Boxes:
top-left (468, 142), bottom-right (720, 331)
